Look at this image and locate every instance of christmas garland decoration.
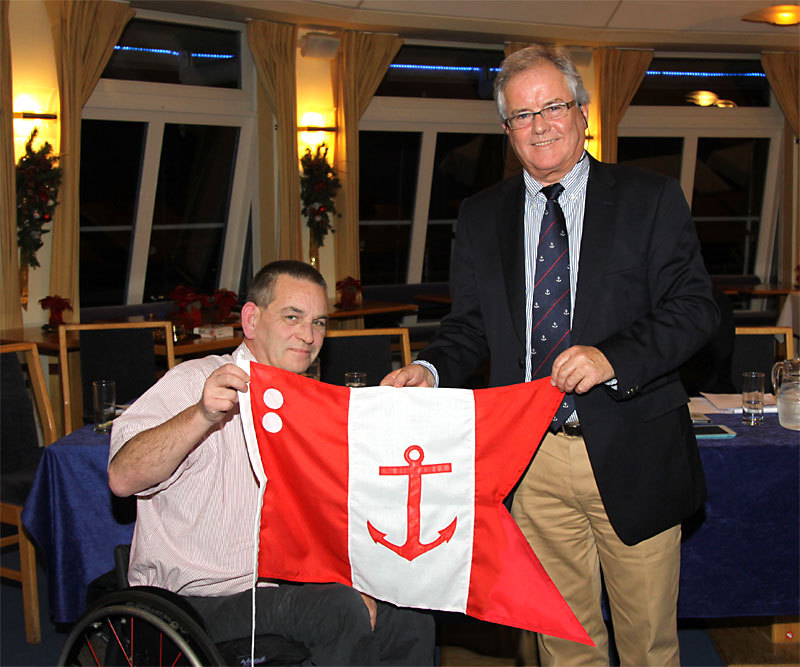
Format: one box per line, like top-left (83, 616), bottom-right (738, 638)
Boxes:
top-left (16, 128), bottom-right (62, 269)
top-left (300, 144), bottom-right (341, 248)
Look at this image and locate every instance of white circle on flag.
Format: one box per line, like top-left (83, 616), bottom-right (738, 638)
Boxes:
top-left (263, 388), bottom-right (284, 410)
top-left (262, 412), bottom-right (283, 433)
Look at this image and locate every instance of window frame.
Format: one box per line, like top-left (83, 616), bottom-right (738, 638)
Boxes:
top-left (361, 96), bottom-right (505, 283)
top-left (82, 8), bottom-right (257, 305)
top-left (619, 101), bottom-right (784, 281)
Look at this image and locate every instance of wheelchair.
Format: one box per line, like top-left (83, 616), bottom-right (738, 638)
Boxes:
top-left (58, 546), bottom-right (310, 666)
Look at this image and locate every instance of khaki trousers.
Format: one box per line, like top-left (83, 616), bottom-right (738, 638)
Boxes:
top-left (511, 432), bottom-right (681, 666)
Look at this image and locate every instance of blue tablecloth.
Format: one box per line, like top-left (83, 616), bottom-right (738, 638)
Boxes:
top-left (21, 425), bottom-right (135, 624)
top-left (678, 412), bottom-right (799, 617)
top-left (20, 415), bottom-right (799, 624)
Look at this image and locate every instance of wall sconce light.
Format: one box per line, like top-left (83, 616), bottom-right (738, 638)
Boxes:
top-left (298, 111), bottom-right (336, 162)
top-left (13, 91), bottom-right (60, 161)
top-left (741, 4), bottom-right (800, 26)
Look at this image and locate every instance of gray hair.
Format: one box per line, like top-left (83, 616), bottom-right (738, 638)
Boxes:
top-left (494, 45), bottom-right (590, 121)
top-left (247, 260), bottom-right (327, 308)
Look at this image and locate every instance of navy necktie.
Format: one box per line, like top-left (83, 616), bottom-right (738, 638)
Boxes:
top-left (531, 183), bottom-right (574, 429)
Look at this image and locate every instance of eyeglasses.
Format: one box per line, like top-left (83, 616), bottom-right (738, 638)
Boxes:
top-left (504, 101), bottom-right (577, 130)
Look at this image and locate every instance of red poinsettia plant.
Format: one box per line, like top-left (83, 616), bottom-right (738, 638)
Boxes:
top-left (212, 289), bottom-right (238, 321)
top-left (169, 286), bottom-right (209, 328)
top-left (335, 276), bottom-right (363, 310)
top-left (39, 295), bottom-right (72, 328)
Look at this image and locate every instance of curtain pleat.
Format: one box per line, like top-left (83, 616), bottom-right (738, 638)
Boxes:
top-left (332, 31), bottom-right (401, 282)
top-left (248, 20), bottom-right (300, 262)
top-left (1, 0), bottom-right (22, 328)
top-left (761, 51), bottom-right (799, 138)
top-left (594, 48), bottom-right (652, 163)
top-left (45, 0), bottom-right (133, 320)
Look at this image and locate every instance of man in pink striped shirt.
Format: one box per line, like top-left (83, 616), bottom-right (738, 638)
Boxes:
top-left (109, 260), bottom-right (434, 665)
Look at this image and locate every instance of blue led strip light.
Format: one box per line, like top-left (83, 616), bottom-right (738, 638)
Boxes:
top-left (114, 45), bottom-right (235, 59)
top-left (646, 70), bottom-right (766, 78)
top-left (389, 64), bottom-right (501, 73)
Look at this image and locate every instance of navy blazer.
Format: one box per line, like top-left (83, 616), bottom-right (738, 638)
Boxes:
top-left (419, 155), bottom-right (718, 545)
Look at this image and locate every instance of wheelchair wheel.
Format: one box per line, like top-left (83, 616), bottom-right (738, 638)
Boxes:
top-left (58, 589), bottom-right (225, 667)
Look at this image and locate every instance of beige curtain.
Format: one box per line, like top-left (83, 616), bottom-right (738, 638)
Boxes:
top-left (762, 51), bottom-right (799, 138)
top-left (332, 31), bottom-right (401, 282)
top-left (1, 0), bottom-right (22, 328)
top-left (45, 0), bottom-right (133, 320)
top-left (594, 48), bottom-right (653, 163)
top-left (248, 20), bottom-right (301, 262)
top-left (762, 51), bottom-right (799, 286)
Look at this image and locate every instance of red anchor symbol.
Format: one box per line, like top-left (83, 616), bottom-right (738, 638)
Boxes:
top-left (367, 445), bottom-right (457, 561)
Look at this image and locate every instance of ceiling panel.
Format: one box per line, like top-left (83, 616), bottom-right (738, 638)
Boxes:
top-left (608, 0), bottom-right (797, 33)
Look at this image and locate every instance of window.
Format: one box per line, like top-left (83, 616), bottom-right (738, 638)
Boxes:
top-left (104, 18), bottom-right (241, 88)
top-left (80, 11), bottom-right (256, 308)
top-left (632, 57), bottom-right (770, 107)
top-left (619, 55), bottom-right (784, 287)
top-left (361, 44), bottom-right (507, 286)
top-left (375, 45), bottom-right (503, 100)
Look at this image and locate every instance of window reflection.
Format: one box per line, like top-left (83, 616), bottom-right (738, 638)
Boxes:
top-left (79, 119), bottom-right (144, 307)
top-left (144, 123), bottom-right (239, 300)
top-left (692, 137), bottom-right (769, 276)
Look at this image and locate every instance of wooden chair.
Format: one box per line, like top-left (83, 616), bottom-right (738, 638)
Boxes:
top-left (1, 343), bottom-right (58, 644)
top-left (320, 328), bottom-right (412, 386)
top-left (731, 326), bottom-right (795, 393)
top-left (58, 322), bottom-right (176, 435)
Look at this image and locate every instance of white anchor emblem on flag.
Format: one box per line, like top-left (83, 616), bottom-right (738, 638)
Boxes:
top-left (555, 276), bottom-right (562, 283)
top-left (544, 288), bottom-right (551, 296)
top-left (551, 322), bottom-right (558, 329)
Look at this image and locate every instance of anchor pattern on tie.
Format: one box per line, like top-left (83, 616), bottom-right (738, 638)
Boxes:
top-left (531, 183), bottom-right (574, 428)
top-left (367, 445), bottom-right (457, 561)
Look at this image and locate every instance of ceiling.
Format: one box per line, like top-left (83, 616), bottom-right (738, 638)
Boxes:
top-left (131, 0), bottom-right (799, 51)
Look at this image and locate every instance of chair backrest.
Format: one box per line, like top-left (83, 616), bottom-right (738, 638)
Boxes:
top-left (731, 326), bottom-right (795, 393)
top-left (320, 328), bottom-right (412, 386)
top-left (58, 322), bottom-right (175, 434)
top-left (1, 343), bottom-right (57, 473)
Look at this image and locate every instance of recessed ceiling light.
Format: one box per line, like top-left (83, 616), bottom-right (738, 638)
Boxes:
top-left (741, 4), bottom-right (800, 26)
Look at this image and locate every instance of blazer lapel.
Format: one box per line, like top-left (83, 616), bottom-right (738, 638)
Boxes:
top-left (496, 176), bottom-right (527, 346)
top-left (572, 157), bottom-right (617, 343)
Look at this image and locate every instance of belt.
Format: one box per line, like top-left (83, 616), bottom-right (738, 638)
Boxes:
top-left (558, 422), bottom-right (583, 437)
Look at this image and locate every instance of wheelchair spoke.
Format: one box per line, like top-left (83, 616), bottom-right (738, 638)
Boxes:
top-left (82, 632), bottom-right (101, 667)
top-left (105, 616), bottom-right (133, 667)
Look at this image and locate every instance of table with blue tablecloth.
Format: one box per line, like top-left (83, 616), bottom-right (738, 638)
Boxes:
top-left (21, 414), bottom-right (799, 625)
top-left (21, 425), bottom-right (135, 624)
top-left (678, 412), bottom-right (799, 618)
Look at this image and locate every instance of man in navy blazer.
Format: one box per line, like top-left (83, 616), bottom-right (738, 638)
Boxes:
top-left (383, 45), bottom-right (718, 665)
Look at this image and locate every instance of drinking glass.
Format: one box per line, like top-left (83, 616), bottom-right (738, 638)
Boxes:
top-left (93, 380), bottom-right (116, 433)
top-left (741, 371), bottom-right (765, 425)
top-left (345, 371), bottom-right (366, 387)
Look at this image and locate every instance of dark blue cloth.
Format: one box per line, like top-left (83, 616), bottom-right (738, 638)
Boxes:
top-left (531, 183), bottom-right (574, 428)
top-left (678, 412), bottom-right (799, 617)
top-left (21, 426), bottom-right (135, 624)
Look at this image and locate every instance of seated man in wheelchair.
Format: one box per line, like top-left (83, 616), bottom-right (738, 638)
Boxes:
top-left (108, 260), bottom-right (435, 665)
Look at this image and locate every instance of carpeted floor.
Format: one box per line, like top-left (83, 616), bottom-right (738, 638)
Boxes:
top-left (1, 552), bottom-right (793, 666)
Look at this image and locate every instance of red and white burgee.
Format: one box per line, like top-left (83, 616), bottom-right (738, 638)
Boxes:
top-left (238, 361), bottom-right (592, 645)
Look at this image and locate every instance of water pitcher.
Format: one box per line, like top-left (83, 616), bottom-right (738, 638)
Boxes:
top-left (772, 358), bottom-right (800, 431)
